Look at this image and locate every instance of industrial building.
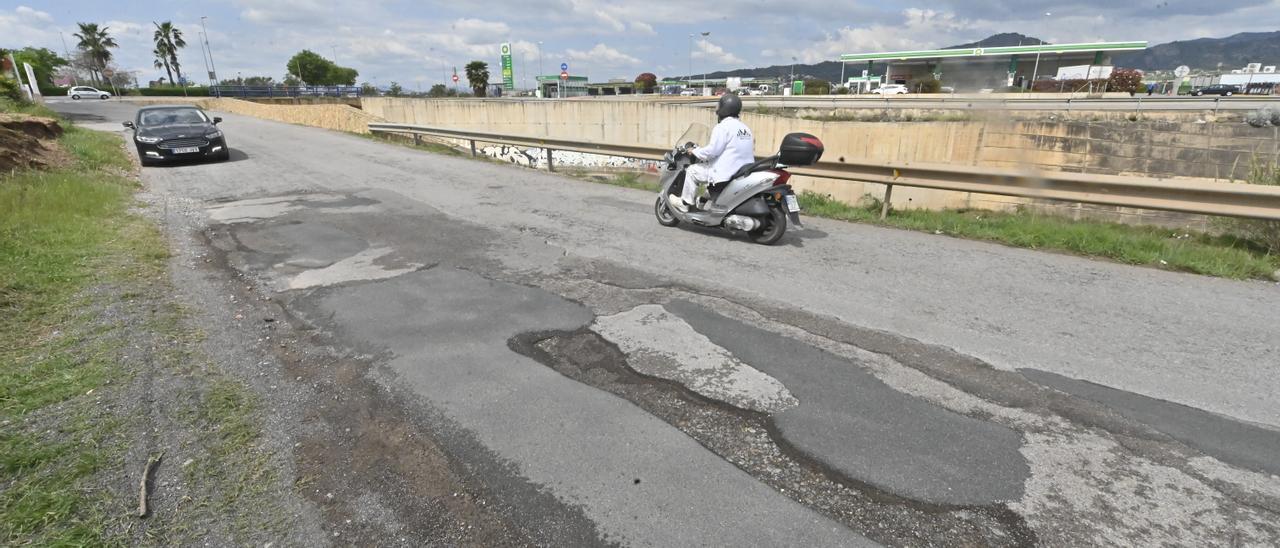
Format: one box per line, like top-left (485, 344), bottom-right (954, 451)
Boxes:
top-left (839, 41), bottom-right (1148, 92)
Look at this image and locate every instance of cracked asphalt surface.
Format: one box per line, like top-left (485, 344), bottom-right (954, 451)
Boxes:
top-left (54, 100), bottom-right (1280, 546)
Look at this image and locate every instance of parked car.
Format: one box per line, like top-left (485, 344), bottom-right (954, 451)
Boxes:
top-left (746, 88), bottom-right (765, 96)
top-left (123, 105), bottom-right (230, 166)
top-left (679, 89), bottom-right (698, 96)
top-left (1190, 84), bottom-right (1240, 97)
top-left (67, 86), bottom-right (111, 100)
top-left (940, 86), bottom-right (956, 94)
top-left (872, 84), bottom-right (908, 95)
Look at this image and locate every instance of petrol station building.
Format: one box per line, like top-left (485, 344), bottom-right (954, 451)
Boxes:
top-left (839, 41), bottom-right (1148, 92)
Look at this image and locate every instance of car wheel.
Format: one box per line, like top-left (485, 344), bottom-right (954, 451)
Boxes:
top-left (100, 94), bottom-right (109, 100)
top-left (1225, 92), bottom-right (1233, 96)
top-left (71, 94), bottom-right (80, 100)
top-left (216, 149), bottom-right (231, 162)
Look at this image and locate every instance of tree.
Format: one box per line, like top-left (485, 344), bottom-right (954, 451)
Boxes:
top-left (73, 22), bottom-right (118, 86)
top-left (359, 82), bottom-right (378, 96)
top-left (634, 72), bottom-right (657, 94)
top-left (387, 81), bottom-right (403, 97)
top-left (428, 84), bottom-right (448, 98)
top-left (153, 47), bottom-right (173, 85)
top-left (1108, 68), bottom-right (1144, 95)
top-left (802, 78), bottom-right (831, 95)
top-left (286, 50), bottom-right (358, 86)
top-left (9, 47), bottom-right (68, 89)
top-left (465, 61), bottom-right (489, 98)
top-left (153, 22), bottom-right (187, 85)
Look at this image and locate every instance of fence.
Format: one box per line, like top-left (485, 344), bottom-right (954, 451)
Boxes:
top-left (368, 122), bottom-right (1280, 221)
top-left (210, 85), bottom-right (362, 98)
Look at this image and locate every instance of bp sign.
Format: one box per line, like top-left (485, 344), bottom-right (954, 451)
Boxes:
top-left (500, 43), bottom-right (514, 91)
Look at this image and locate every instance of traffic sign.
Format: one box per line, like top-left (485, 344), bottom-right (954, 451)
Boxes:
top-left (560, 71), bottom-right (569, 80)
top-left (452, 74), bottom-right (459, 83)
top-left (561, 62), bottom-right (568, 71)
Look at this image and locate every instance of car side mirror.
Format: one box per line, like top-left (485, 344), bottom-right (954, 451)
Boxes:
top-left (212, 117), bottom-right (222, 124)
top-left (122, 121), bottom-right (135, 129)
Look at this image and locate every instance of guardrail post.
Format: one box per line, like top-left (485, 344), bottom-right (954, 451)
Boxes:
top-left (546, 149), bottom-right (555, 172)
top-left (413, 133), bottom-right (421, 146)
top-left (470, 139), bottom-right (477, 157)
top-left (880, 184), bottom-right (894, 219)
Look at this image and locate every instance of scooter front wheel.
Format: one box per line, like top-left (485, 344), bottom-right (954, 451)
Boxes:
top-left (655, 195), bottom-right (680, 227)
top-left (748, 205), bottom-right (787, 245)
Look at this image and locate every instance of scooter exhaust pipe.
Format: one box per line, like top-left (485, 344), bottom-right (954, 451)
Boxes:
top-left (723, 214), bottom-right (760, 231)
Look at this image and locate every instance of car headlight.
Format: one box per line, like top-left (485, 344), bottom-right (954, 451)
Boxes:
top-left (205, 130), bottom-right (223, 139)
top-left (135, 135), bottom-right (161, 144)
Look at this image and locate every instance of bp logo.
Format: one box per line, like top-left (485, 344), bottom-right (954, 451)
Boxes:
top-left (974, 48), bottom-right (985, 56)
top-left (501, 44), bottom-right (511, 55)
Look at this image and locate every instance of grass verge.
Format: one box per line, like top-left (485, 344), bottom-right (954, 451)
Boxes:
top-left (0, 118), bottom-right (153, 544)
top-left (799, 191), bottom-right (1280, 279)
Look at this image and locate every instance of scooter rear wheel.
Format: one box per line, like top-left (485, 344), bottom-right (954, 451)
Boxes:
top-left (655, 195), bottom-right (680, 227)
top-left (748, 205), bottom-right (787, 245)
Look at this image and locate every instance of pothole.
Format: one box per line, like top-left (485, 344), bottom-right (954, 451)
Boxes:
top-left (510, 328), bottom-right (1037, 547)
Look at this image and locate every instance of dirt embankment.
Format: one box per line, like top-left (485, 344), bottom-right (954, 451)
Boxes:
top-left (0, 113), bottom-right (66, 172)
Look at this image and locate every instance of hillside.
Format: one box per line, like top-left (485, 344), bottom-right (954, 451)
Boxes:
top-left (674, 31), bottom-right (1280, 83)
top-left (1112, 31), bottom-right (1280, 70)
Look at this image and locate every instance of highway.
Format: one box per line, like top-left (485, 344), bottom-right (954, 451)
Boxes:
top-left (56, 100), bottom-right (1280, 546)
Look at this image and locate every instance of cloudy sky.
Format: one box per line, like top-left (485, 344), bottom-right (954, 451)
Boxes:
top-left (3, 0), bottom-right (1278, 88)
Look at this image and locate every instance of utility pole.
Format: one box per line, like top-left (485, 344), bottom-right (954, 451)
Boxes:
top-left (701, 31), bottom-right (710, 95)
top-left (59, 32), bottom-right (80, 85)
top-left (198, 30), bottom-right (212, 86)
top-left (687, 34), bottom-right (694, 91)
top-left (1029, 12), bottom-right (1050, 91)
top-left (200, 17), bottom-right (218, 83)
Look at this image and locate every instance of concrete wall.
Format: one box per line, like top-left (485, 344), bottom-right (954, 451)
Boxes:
top-left (202, 98), bottom-right (382, 134)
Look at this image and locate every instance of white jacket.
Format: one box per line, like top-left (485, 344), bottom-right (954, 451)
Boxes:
top-left (692, 117), bottom-right (755, 183)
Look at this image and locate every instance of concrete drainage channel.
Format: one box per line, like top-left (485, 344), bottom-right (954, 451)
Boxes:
top-left (510, 327), bottom-right (1037, 546)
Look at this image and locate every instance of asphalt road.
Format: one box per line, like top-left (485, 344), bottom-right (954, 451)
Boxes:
top-left (55, 100), bottom-right (1280, 545)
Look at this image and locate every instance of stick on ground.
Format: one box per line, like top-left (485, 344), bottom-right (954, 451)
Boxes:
top-left (137, 452), bottom-right (164, 518)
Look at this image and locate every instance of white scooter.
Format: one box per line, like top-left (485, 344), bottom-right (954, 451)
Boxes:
top-left (654, 123), bottom-right (824, 245)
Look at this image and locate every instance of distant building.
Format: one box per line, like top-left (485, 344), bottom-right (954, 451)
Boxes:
top-left (838, 41), bottom-right (1148, 92)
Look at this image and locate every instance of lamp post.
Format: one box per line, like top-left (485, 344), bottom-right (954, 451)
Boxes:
top-left (200, 17), bottom-right (218, 83)
top-left (687, 34), bottom-right (694, 92)
top-left (197, 30), bottom-right (212, 86)
top-left (1029, 12), bottom-right (1050, 91)
top-left (537, 41), bottom-right (544, 97)
top-left (700, 31), bottom-right (710, 95)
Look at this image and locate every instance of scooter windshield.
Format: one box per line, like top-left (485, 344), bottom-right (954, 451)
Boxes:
top-left (675, 123), bottom-right (711, 147)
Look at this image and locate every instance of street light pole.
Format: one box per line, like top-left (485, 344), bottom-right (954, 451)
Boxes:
top-left (59, 31), bottom-right (79, 86)
top-left (200, 17), bottom-right (218, 83)
top-left (197, 30), bottom-right (212, 86)
top-left (701, 31), bottom-right (710, 95)
top-left (1029, 12), bottom-right (1050, 91)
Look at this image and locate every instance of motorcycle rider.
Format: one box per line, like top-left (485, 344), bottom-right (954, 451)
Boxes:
top-left (676, 92), bottom-right (755, 212)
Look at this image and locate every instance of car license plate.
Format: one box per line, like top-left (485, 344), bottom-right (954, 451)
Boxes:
top-left (784, 194), bottom-right (801, 212)
top-left (173, 146), bottom-right (199, 154)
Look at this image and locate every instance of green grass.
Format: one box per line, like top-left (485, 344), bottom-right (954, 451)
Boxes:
top-left (0, 109), bottom-right (164, 545)
top-left (0, 97), bottom-right (59, 118)
top-left (799, 191), bottom-right (1280, 279)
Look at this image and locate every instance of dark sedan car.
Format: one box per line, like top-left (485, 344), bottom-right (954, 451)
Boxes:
top-left (1190, 84), bottom-right (1241, 97)
top-left (124, 105), bottom-right (229, 166)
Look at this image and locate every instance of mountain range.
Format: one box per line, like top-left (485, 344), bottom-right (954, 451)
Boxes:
top-left (673, 31), bottom-right (1279, 82)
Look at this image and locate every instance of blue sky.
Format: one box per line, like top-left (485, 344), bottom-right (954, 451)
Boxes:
top-left (4, 1), bottom-right (1278, 88)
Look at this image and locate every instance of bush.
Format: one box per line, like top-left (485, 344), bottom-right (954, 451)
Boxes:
top-left (38, 85), bottom-right (69, 97)
top-left (0, 75), bottom-right (23, 102)
top-left (138, 86), bottom-right (210, 96)
top-left (1220, 162), bottom-right (1280, 256)
top-left (1108, 68), bottom-right (1144, 95)
top-left (908, 77), bottom-right (942, 94)
top-left (802, 79), bottom-right (831, 95)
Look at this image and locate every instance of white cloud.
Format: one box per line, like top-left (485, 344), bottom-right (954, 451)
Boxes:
top-left (449, 18), bottom-right (511, 44)
top-left (566, 43), bottom-right (641, 66)
top-left (795, 9), bottom-right (977, 63)
top-left (693, 39), bottom-right (744, 65)
top-left (631, 21), bottom-right (655, 35)
top-left (14, 5), bottom-right (51, 22)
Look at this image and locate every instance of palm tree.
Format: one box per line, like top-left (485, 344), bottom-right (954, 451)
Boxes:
top-left (153, 46), bottom-right (173, 85)
top-left (465, 61), bottom-right (489, 98)
top-left (153, 22), bottom-right (186, 85)
top-left (73, 22), bottom-right (118, 85)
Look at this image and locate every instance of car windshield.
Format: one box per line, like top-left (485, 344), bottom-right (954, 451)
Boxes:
top-left (138, 108), bottom-right (208, 127)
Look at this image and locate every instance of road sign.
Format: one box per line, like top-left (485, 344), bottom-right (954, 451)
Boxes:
top-left (500, 42), bottom-right (514, 91)
top-left (452, 73), bottom-right (459, 83)
top-left (561, 62), bottom-right (568, 71)
top-left (1174, 65), bottom-right (1190, 78)
top-left (560, 71), bottom-right (569, 80)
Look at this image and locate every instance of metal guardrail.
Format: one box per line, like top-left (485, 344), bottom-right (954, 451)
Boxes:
top-left (368, 122), bottom-right (1280, 221)
top-left (210, 85), bottom-right (362, 98)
